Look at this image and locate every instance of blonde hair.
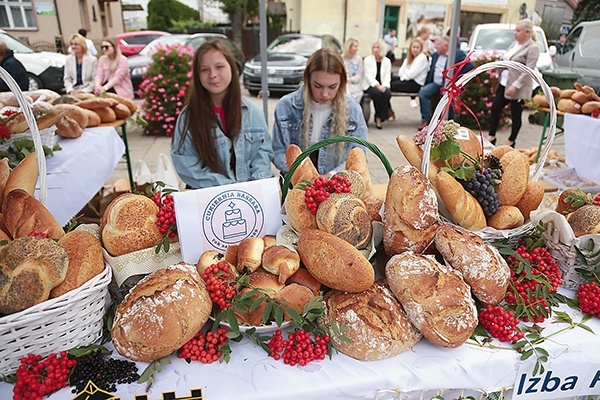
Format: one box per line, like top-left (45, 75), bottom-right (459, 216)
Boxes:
top-left (69, 33), bottom-right (88, 54)
top-left (100, 37), bottom-right (122, 71)
top-left (342, 38), bottom-right (358, 59)
top-left (373, 38), bottom-right (388, 56)
top-left (518, 19), bottom-right (537, 42)
top-left (406, 38), bottom-right (425, 66)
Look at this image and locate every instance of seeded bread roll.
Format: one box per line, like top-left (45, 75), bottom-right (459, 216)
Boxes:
top-left (236, 237), bottom-right (265, 274)
top-left (497, 151), bottom-right (529, 206)
top-left (334, 169), bottom-right (365, 199)
top-left (111, 263), bottom-right (211, 362)
top-left (322, 280), bottom-right (422, 361)
top-left (261, 245), bottom-right (300, 284)
top-left (385, 251), bottom-right (478, 348)
top-left (434, 224), bottom-right (510, 305)
top-left (316, 193), bottom-right (372, 249)
top-left (567, 205), bottom-right (600, 237)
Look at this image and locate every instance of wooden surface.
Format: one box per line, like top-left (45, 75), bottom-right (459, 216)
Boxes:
top-left (98, 119), bottom-right (127, 128)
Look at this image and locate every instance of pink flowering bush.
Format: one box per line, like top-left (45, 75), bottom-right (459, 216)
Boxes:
top-left (453, 50), bottom-right (511, 131)
top-left (138, 44), bottom-right (195, 136)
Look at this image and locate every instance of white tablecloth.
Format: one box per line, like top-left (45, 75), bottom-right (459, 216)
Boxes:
top-left (34, 127), bottom-right (125, 226)
top-left (564, 113), bottom-right (600, 185)
top-left (1, 288), bottom-right (599, 400)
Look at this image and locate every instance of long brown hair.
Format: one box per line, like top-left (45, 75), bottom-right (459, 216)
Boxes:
top-left (178, 38), bottom-right (242, 173)
top-left (100, 37), bottom-right (122, 72)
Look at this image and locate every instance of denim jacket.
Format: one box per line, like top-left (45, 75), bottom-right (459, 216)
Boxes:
top-left (272, 87), bottom-right (368, 175)
top-left (171, 97), bottom-right (274, 189)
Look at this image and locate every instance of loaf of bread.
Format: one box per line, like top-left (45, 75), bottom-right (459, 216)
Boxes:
top-left (82, 108), bottom-right (101, 127)
top-left (261, 245), bottom-right (300, 284)
top-left (224, 244), bottom-right (238, 265)
top-left (532, 94), bottom-right (550, 108)
top-left (284, 188), bottom-right (318, 233)
top-left (383, 165), bottom-right (439, 255)
top-left (3, 152), bottom-right (39, 200)
top-left (487, 205), bottom-right (524, 230)
top-left (385, 251), bottom-right (478, 347)
top-left (582, 101), bottom-right (600, 115)
top-left (489, 145), bottom-right (514, 160)
top-left (434, 224), bottom-right (510, 305)
top-left (567, 205), bottom-right (600, 237)
top-left (111, 103), bottom-right (132, 120)
top-left (322, 280), bottom-right (422, 360)
top-left (297, 229), bottom-right (374, 293)
top-left (103, 92), bottom-right (138, 113)
top-left (55, 115), bottom-right (83, 138)
top-left (0, 236), bottom-right (68, 314)
top-left (560, 89), bottom-right (577, 99)
top-left (395, 134), bottom-right (439, 185)
top-left (50, 230), bottom-right (105, 298)
top-left (345, 147), bottom-right (373, 198)
top-left (436, 170), bottom-right (486, 231)
top-left (515, 181), bottom-right (544, 220)
top-left (112, 263), bottom-right (212, 362)
top-left (93, 107), bottom-right (117, 123)
top-left (316, 193), bottom-right (372, 249)
top-left (286, 144), bottom-right (319, 186)
top-left (77, 97), bottom-right (118, 110)
top-left (2, 189), bottom-right (65, 240)
top-left (497, 151), bottom-right (529, 206)
top-left (550, 86), bottom-right (562, 98)
top-left (101, 193), bottom-right (164, 256)
top-left (53, 103), bottom-right (89, 128)
top-left (236, 237), bottom-right (265, 273)
top-left (273, 283), bottom-right (314, 320)
top-left (558, 98), bottom-right (582, 114)
top-left (0, 158), bottom-right (10, 210)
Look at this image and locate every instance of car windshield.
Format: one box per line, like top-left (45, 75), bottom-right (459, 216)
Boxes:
top-left (139, 35), bottom-right (190, 57)
top-left (473, 29), bottom-right (547, 53)
top-left (267, 36), bottom-right (322, 56)
top-left (187, 35), bottom-right (224, 50)
top-left (0, 33), bottom-right (34, 54)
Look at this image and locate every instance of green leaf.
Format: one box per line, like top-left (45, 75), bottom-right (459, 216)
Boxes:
top-left (520, 349), bottom-right (534, 360)
top-left (273, 306), bottom-right (284, 326)
top-left (138, 356), bottom-right (171, 391)
top-left (261, 301), bottom-right (274, 324)
top-left (68, 344), bottom-right (111, 358)
top-left (226, 309), bottom-right (240, 332)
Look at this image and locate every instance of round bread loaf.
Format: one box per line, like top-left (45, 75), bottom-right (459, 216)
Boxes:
top-left (3, 188), bottom-right (65, 240)
top-left (322, 280), bottom-right (422, 360)
top-left (0, 236), bottom-right (68, 314)
top-left (487, 205), bottom-right (524, 230)
top-left (497, 151), bottom-right (529, 206)
top-left (516, 181), bottom-right (544, 220)
top-left (297, 229), bottom-right (374, 293)
top-left (489, 145), bottom-right (514, 160)
top-left (434, 224), bottom-right (510, 305)
top-left (567, 205), bottom-right (600, 237)
top-left (316, 193), bottom-right (372, 249)
top-left (111, 263), bottom-right (211, 362)
top-left (284, 188), bottom-right (318, 234)
top-left (261, 245), bottom-right (300, 284)
top-left (235, 270), bottom-right (285, 325)
top-left (100, 193), bottom-right (164, 256)
top-left (385, 251), bottom-right (478, 348)
top-left (50, 230), bottom-right (105, 298)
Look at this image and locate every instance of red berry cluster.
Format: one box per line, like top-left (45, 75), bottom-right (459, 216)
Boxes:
top-left (304, 175), bottom-right (352, 215)
top-left (201, 261), bottom-right (237, 310)
top-left (478, 304), bottom-right (524, 343)
top-left (13, 352), bottom-right (77, 400)
top-left (506, 246), bottom-right (562, 323)
top-left (593, 194), bottom-right (600, 206)
top-left (28, 231), bottom-right (50, 238)
top-left (177, 328), bottom-right (229, 364)
top-left (151, 192), bottom-right (176, 238)
top-left (267, 329), bottom-right (330, 366)
top-left (577, 281), bottom-right (600, 317)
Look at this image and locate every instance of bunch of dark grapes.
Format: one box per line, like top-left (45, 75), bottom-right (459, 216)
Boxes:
top-left (460, 166), bottom-right (501, 217)
top-left (69, 350), bottom-right (139, 394)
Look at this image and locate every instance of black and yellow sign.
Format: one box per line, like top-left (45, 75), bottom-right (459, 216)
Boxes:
top-left (71, 381), bottom-right (203, 400)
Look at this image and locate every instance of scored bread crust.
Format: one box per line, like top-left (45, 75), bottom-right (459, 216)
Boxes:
top-left (323, 280), bottom-right (422, 361)
top-left (3, 152), bottom-right (39, 200)
top-left (101, 193), bottom-right (163, 256)
top-left (316, 193), bottom-right (372, 250)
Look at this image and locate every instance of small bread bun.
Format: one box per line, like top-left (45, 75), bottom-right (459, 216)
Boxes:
top-left (236, 237), bottom-right (265, 274)
top-left (582, 101), bottom-right (600, 115)
top-left (196, 250), bottom-right (225, 274)
top-left (286, 267), bottom-right (322, 295)
top-left (284, 188), bottom-right (318, 234)
top-left (567, 205), bottom-right (600, 237)
top-left (274, 283), bottom-right (314, 319)
top-left (261, 245), bottom-right (300, 284)
top-left (4, 112), bottom-right (28, 134)
top-left (516, 181), bottom-right (544, 220)
top-left (487, 205), bottom-right (524, 230)
top-left (497, 151), bottom-right (529, 206)
top-left (571, 91), bottom-right (589, 105)
top-left (224, 244), bottom-right (238, 265)
top-left (2, 189), bottom-right (64, 240)
top-left (263, 234), bottom-right (277, 249)
top-left (248, 270), bottom-right (284, 297)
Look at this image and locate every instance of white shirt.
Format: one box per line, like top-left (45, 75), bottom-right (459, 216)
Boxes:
top-left (500, 43), bottom-right (523, 86)
top-left (310, 101), bottom-right (333, 145)
top-left (398, 53), bottom-right (429, 86)
top-left (433, 54), bottom-right (447, 85)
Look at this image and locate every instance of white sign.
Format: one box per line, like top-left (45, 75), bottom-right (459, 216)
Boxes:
top-left (172, 178), bottom-right (282, 264)
top-left (513, 357), bottom-right (600, 399)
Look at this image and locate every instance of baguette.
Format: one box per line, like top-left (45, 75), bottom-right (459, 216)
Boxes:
top-left (436, 170), bottom-right (486, 231)
top-left (3, 152), bottom-right (39, 200)
top-left (395, 134), bottom-right (439, 185)
top-left (344, 147), bottom-right (373, 198)
top-left (286, 144), bottom-right (319, 186)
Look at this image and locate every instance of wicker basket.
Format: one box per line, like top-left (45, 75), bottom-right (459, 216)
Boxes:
top-left (0, 67), bottom-right (111, 375)
top-left (421, 60), bottom-right (558, 246)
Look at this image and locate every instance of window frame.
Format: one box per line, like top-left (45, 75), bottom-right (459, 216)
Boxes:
top-left (0, 0), bottom-right (37, 30)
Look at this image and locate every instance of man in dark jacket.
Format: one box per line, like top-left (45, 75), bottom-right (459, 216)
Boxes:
top-left (0, 41), bottom-right (29, 92)
top-left (417, 36), bottom-right (473, 129)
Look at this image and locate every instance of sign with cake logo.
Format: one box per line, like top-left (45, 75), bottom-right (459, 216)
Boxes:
top-left (172, 177), bottom-right (282, 264)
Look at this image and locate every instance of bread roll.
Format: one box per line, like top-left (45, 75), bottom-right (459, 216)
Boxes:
top-left (55, 115), bottom-right (83, 138)
top-left (53, 104), bottom-right (89, 128)
top-left (0, 236), bottom-right (68, 314)
top-left (558, 98), bottom-right (582, 114)
top-left (442, 127), bottom-right (482, 169)
top-left (236, 237), bottom-right (265, 274)
top-left (263, 234), bottom-right (277, 249)
top-left (4, 112), bottom-right (29, 134)
top-left (322, 281), bottom-right (422, 360)
top-left (284, 187), bottom-right (318, 234)
top-left (111, 103), bottom-right (132, 120)
top-left (489, 145), bottom-right (514, 160)
top-left (261, 245), bottom-right (300, 284)
top-left (345, 147), bottom-right (373, 198)
top-left (532, 94), bottom-right (550, 108)
top-left (286, 144), bottom-right (319, 186)
top-left (383, 165), bottom-right (439, 255)
top-left (3, 152), bottom-right (39, 200)
top-left (571, 91), bottom-right (589, 105)
top-left (436, 170), bottom-right (486, 231)
top-left (0, 158), bottom-right (10, 210)
top-left (77, 97), bottom-right (118, 110)
top-left (516, 181), bottom-right (544, 220)
top-left (487, 205), bottom-right (524, 230)
top-left (550, 86), bottom-right (562, 98)
top-left (224, 244), bottom-right (238, 265)
top-left (82, 108), bottom-right (101, 127)
top-left (274, 283), bottom-right (314, 320)
top-left (316, 193), bottom-right (372, 249)
top-left (434, 224), bottom-right (510, 305)
top-left (101, 193), bottom-right (164, 256)
top-left (385, 251), bottom-right (478, 347)
top-left (567, 205), bottom-right (600, 237)
top-left (112, 263), bottom-right (211, 362)
top-left (286, 267), bottom-right (322, 295)
top-left (2, 189), bottom-right (65, 240)
top-left (560, 89), bottom-right (576, 99)
top-left (93, 107), bottom-right (117, 123)
top-left (103, 92), bottom-right (138, 113)
top-left (297, 229), bottom-right (374, 293)
top-left (50, 230), bottom-right (105, 298)
top-left (334, 169), bottom-right (365, 199)
top-left (196, 249), bottom-right (225, 274)
top-left (497, 151), bottom-right (529, 206)
top-left (582, 101), bottom-right (600, 115)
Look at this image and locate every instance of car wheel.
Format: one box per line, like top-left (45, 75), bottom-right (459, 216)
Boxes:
top-left (249, 89), bottom-right (259, 97)
top-left (27, 74), bottom-right (43, 91)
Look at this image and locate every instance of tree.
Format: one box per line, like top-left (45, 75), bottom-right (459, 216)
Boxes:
top-left (571, 0), bottom-right (600, 27)
top-left (219, 0), bottom-right (259, 51)
top-left (147, 0), bottom-right (199, 31)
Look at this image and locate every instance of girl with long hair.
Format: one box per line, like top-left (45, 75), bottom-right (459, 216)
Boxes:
top-left (342, 38), bottom-right (364, 103)
top-left (391, 37), bottom-right (429, 107)
top-left (94, 37), bottom-right (134, 98)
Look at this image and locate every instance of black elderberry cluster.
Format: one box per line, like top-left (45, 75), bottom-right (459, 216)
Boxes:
top-left (70, 350), bottom-right (140, 393)
top-left (460, 167), bottom-right (501, 217)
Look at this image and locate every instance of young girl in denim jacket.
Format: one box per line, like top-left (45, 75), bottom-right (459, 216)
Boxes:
top-left (272, 48), bottom-right (368, 177)
top-left (171, 39), bottom-right (274, 189)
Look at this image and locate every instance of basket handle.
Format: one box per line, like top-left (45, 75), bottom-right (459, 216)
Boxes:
top-left (420, 60), bottom-right (556, 182)
top-left (280, 136), bottom-right (393, 202)
top-left (0, 67), bottom-right (47, 205)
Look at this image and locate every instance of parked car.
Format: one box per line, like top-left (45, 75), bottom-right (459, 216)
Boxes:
top-left (552, 20), bottom-right (600, 94)
top-left (461, 23), bottom-right (554, 72)
top-left (116, 30), bottom-right (169, 57)
top-left (0, 29), bottom-right (66, 92)
top-left (243, 33), bottom-right (343, 96)
top-left (128, 33), bottom-right (244, 93)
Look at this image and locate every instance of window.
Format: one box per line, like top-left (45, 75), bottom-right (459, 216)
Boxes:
top-left (0, 0), bottom-right (36, 29)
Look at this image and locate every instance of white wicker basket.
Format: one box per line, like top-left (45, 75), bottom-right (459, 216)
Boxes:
top-left (421, 60), bottom-right (557, 246)
top-left (0, 67), bottom-right (111, 375)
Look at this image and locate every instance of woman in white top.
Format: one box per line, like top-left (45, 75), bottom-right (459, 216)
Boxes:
top-left (342, 38), bottom-right (364, 103)
top-left (362, 39), bottom-right (392, 129)
top-left (391, 38), bottom-right (429, 107)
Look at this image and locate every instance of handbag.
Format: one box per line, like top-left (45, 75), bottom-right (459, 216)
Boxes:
top-left (134, 153), bottom-right (182, 191)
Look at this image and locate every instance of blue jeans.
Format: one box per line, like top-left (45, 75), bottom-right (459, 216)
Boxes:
top-left (418, 82), bottom-right (443, 123)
